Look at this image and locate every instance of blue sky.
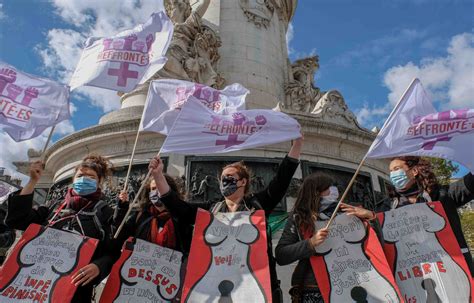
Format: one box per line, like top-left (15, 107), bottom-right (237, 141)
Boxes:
top-left (0, 0), bottom-right (472, 179)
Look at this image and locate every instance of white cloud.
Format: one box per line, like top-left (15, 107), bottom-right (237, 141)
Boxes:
top-left (358, 32), bottom-right (474, 129)
top-left (384, 32), bottom-right (474, 108)
top-left (0, 117), bottom-right (76, 183)
top-left (0, 131), bottom-right (47, 183)
top-left (36, 0), bottom-right (161, 112)
top-left (286, 22), bottom-right (294, 55)
top-left (0, 3), bottom-right (5, 20)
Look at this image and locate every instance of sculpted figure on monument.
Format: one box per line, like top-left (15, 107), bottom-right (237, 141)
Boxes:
top-left (239, 0), bottom-right (275, 28)
top-left (311, 90), bottom-right (360, 128)
top-left (161, 0), bottom-right (223, 87)
top-left (283, 56), bottom-right (321, 112)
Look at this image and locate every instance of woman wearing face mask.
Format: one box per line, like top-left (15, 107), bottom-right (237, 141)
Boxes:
top-left (6, 155), bottom-right (120, 302)
top-left (113, 174), bottom-right (192, 254)
top-left (380, 156), bottom-right (474, 275)
top-left (275, 173), bottom-right (376, 303)
top-left (149, 137), bottom-right (303, 303)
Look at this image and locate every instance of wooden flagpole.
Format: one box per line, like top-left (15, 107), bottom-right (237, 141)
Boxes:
top-left (324, 78), bottom-right (418, 229)
top-left (122, 128), bottom-right (141, 192)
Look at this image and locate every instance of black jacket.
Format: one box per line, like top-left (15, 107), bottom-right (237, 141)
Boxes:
top-left (275, 213), bottom-right (317, 287)
top-left (160, 155), bottom-right (300, 299)
top-left (5, 191), bottom-right (120, 302)
top-left (112, 202), bottom-right (193, 254)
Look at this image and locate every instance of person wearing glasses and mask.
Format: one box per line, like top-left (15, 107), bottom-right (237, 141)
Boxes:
top-left (148, 137), bottom-right (303, 303)
top-left (275, 173), bottom-right (376, 303)
top-left (113, 174), bottom-right (193, 254)
top-left (5, 154), bottom-right (120, 302)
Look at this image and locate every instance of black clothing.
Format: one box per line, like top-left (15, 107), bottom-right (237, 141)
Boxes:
top-left (275, 213), bottom-right (317, 287)
top-left (160, 155), bottom-right (300, 302)
top-left (5, 191), bottom-right (119, 302)
top-left (378, 173), bottom-right (474, 276)
top-left (112, 202), bottom-right (193, 254)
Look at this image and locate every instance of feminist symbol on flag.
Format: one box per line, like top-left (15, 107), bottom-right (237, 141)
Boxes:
top-left (100, 33), bottom-right (155, 87)
top-left (0, 68), bottom-right (39, 127)
top-left (204, 113), bottom-right (268, 148)
top-left (406, 109), bottom-right (474, 150)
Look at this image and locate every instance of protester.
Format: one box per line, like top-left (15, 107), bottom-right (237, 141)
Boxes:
top-left (275, 173), bottom-right (376, 303)
top-left (380, 156), bottom-right (474, 275)
top-left (5, 154), bottom-right (120, 302)
top-left (113, 174), bottom-right (193, 254)
top-left (149, 137), bottom-right (303, 303)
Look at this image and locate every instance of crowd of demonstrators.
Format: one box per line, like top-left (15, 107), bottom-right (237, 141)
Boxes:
top-left (2, 139), bottom-right (473, 302)
top-left (150, 137), bottom-right (303, 303)
top-left (5, 155), bottom-right (121, 302)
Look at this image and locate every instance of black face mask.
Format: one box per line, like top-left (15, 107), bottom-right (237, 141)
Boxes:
top-left (149, 190), bottom-right (164, 207)
top-left (220, 176), bottom-right (242, 197)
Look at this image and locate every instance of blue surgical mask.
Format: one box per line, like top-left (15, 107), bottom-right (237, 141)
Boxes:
top-left (72, 177), bottom-right (98, 196)
top-left (390, 169), bottom-right (410, 190)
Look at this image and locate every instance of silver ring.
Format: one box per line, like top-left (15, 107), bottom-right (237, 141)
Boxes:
top-left (80, 270), bottom-right (85, 277)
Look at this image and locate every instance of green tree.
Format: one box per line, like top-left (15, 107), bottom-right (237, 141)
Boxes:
top-left (426, 158), bottom-right (459, 185)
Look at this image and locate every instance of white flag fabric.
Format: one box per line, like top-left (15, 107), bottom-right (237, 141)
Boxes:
top-left (0, 61), bottom-right (70, 142)
top-left (366, 78), bottom-right (474, 172)
top-left (160, 99), bottom-right (301, 154)
top-left (69, 8), bottom-right (173, 92)
top-left (0, 180), bottom-right (18, 204)
top-left (139, 79), bottom-right (249, 135)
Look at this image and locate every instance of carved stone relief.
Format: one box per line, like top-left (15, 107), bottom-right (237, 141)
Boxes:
top-left (311, 90), bottom-right (360, 129)
top-left (278, 55), bottom-right (362, 130)
top-left (239, 0), bottom-right (275, 28)
top-left (282, 56), bottom-right (321, 112)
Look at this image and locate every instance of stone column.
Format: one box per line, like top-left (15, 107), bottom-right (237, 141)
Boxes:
top-left (213, 0), bottom-right (292, 109)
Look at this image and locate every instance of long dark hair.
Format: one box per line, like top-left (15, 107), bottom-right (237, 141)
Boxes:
top-left (391, 156), bottom-right (439, 195)
top-left (293, 173), bottom-right (334, 234)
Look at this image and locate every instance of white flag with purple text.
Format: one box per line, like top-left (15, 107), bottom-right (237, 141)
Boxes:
top-left (0, 62), bottom-right (70, 142)
top-left (139, 79), bottom-right (249, 135)
top-left (366, 78), bottom-right (474, 172)
top-left (69, 6), bottom-right (173, 92)
top-left (160, 99), bottom-right (301, 154)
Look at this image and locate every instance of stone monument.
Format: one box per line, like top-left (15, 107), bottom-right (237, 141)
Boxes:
top-left (15, 1), bottom-right (391, 299)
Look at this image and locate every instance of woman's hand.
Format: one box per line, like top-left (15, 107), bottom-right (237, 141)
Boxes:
top-left (340, 203), bottom-right (376, 220)
top-left (149, 155), bottom-right (170, 197)
top-left (118, 190), bottom-right (128, 203)
top-left (148, 155), bottom-right (164, 178)
top-left (288, 133), bottom-right (304, 160)
top-left (309, 227), bottom-right (328, 249)
top-left (20, 161), bottom-right (44, 195)
top-left (71, 263), bottom-right (100, 287)
top-left (29, 160), bottom-right (44, 181)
